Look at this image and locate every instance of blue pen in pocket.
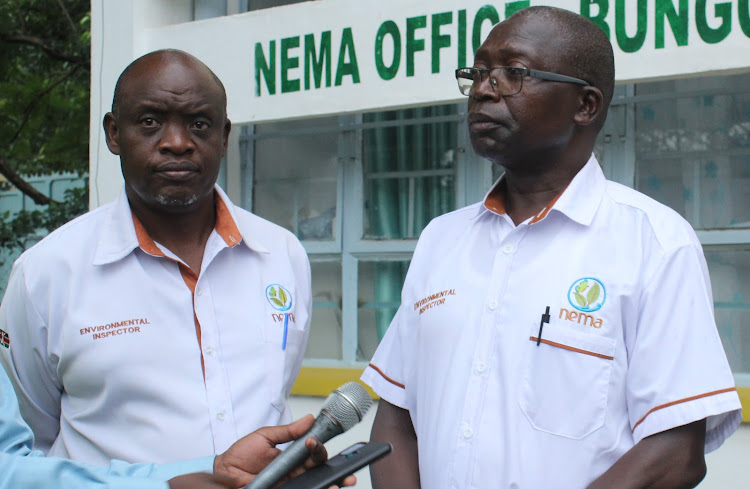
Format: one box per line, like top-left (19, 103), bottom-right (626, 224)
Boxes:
top-left (282, 313), bottom-right (288, 350)
top-left (265, 284), bottom-right (293, 350)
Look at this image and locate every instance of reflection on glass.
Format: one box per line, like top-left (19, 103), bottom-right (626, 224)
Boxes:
top-left (363, 105), bottom-right (458, 239)
top-left (357, 260), bottom-right (409, 362)
top-left (635, 73), bottom-right (750, 230)
top-left (306, 260), bottom-right (343, 360)
top-left (705, 249), bottom-right (750, 375)
top-left (253, 118), bottom-right (338, 240)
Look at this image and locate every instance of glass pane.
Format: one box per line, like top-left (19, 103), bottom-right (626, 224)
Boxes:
top-left (356, 260), bottom-right (409, 362)
top-left (363, 105), bottom-right (458, 239)
top-left (705, 249), bottom-right (750, 376)
top-left (635, 73), bottom-right (750, 229)
top-left (252, 117), bottom-right (338, 240)
top-left (306, 260), bottom-right (342, 360)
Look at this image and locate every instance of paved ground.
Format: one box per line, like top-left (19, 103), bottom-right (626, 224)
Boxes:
top-left (701, 424), bottom-right (750, 488)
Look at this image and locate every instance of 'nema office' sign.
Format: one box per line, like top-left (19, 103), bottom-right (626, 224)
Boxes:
top-left (148, 0), bottom-right (750, 123)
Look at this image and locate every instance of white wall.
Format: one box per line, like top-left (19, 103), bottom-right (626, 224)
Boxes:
top-left (288, 396), bottom-right (749, 489)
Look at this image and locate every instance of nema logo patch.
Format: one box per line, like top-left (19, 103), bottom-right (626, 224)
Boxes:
top-left (568, 278), bottom-right (606, 313)
top-left (266, 284), bottom-right (293, 311)
top-left (0, 329), bottom-right (9, 348)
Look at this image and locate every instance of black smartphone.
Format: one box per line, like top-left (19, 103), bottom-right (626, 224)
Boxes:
top-left (276, 441), bottom-right (393, 489)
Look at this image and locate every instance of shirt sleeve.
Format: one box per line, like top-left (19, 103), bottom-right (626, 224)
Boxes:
top-left (0, 259), bottom-right (63, 452)
top-left (361, 301), bottom-right (416, 410)
top-left (361, 225), bottom-right (439, 411)
top-left (626, 241), bottom-right (742, 452)
top-left (0, 453), bottom-right (170, 489)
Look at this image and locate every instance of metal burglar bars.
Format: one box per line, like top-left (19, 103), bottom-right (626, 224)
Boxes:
top-left (239, 72), bottom-right (750, 395)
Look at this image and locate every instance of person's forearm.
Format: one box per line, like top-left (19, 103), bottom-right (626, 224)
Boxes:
top-left (0, 453), bottom-right (170, 489)
top-left (586, 420), bottom-right (707, 489)
top-left (104, 455), bottom-right (215, 481)
top-left (369, 400), bottom-right (421, 489)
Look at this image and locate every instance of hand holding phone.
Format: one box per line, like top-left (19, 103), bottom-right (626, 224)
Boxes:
top-left (276, 442), bottom-right (392, 489)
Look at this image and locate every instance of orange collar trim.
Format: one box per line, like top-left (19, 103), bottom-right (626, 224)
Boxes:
top-left (215, 196), bottom-right (242, 247)
top-left (484, 183), bottom-right (507, 215)
top-left (132, 215), bottom-right (164, 257)
top-left (528, 186), bottom-right (567, 224)
top-left (131, 194), bottom-right (242, 255)
top-left (484, 182), bottom-right (569, 224)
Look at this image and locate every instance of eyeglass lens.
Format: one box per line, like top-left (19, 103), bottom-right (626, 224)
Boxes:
top-left (457, 68), bottom-right (524, 96)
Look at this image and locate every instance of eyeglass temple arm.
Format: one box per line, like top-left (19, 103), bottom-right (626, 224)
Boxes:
top-left (528, 69), bottom-right (588, 86)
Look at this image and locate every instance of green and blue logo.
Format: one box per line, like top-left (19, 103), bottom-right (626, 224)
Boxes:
top-left (568, 278), bottom-right (606, 313)
top-left (266, 284), bottom-right (293, 311)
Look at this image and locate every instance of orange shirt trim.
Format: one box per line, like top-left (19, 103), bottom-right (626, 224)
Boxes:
top-left (529, 337), bottom-right (614, 361)
top-left (632, 387), bottom-right (738, 432)
top-left (368, 363), bottom-right (405, 389)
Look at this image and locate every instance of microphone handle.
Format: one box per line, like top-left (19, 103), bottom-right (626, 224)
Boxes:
top-left (244, 412), bottom-right (343, 489)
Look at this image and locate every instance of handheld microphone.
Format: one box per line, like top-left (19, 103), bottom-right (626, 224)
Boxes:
top-left (244, 381), bottom-right (373, 489)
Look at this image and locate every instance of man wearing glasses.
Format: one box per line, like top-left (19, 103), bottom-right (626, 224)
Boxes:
top-left (362, 6), bottom-right (740, 489)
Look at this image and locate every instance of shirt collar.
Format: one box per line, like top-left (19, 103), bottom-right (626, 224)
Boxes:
top-left (93, 186), bottom-right (269, 265)
top-left (477, 154), bottom-right (606, 226)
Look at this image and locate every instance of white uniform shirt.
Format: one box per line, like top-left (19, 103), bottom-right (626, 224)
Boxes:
top-left (0, 186), bottom-right (311, 465)
top-left (362, 156), bottom-right (741, 489)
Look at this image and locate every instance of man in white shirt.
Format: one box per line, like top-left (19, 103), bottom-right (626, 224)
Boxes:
top-left (362, 6), bottom-right (741, 489)
top-left (0, 49), bottom-right (312, 465)
top-left (0, 363), bottom-right (355, 489)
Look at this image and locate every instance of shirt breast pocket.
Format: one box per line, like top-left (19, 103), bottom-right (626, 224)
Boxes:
top-left (264, 318), bottom-right (306, 413)
top-left (519, 325), bottom-right (615, 439)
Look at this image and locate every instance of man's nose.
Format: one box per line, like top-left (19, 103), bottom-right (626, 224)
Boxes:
top-left (159, 123), bottom-right (194, 154)
top-left (471, 74), bottom-right (501, 101)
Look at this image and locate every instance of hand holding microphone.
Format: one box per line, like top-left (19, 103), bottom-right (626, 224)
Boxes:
top-left (243, 381), bottom-right (373, 489)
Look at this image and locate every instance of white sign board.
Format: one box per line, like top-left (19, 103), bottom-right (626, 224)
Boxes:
top-left (145, 0), bottom-right (750, 123)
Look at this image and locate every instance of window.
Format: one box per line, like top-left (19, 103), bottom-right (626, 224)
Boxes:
top-left (239, 103), bottom-right (488, 366)
top-left (599, 72), bottom-right (750, 389)
top-left (239, 73), bottom-right (750, 392)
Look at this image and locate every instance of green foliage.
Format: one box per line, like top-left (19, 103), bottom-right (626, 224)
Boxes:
top-left (0, 0), bottom-right (90, 252)
top-left (0, 187), bottom-right (88, 250)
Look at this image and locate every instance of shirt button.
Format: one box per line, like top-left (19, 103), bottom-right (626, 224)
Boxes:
top-left (502, 243), bottom-right (515, 254)
top-left (196, 287), bottom-right (203, 296)
top-left (205, 347), bottom-right (214, 356)
top-left (488, 300), bottom-right (498, 310)
top-left (463, 427), bottom-right (473, 439)
top-left (217, 412), bottom-right (225, 421)
top-left (476, 362), bottom-right (487, 373)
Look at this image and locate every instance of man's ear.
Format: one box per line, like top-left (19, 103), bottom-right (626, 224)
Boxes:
top-left (103, 112), bottom-right (121, 155)
top-left (222, 119), bottom-right (232, 156)
top-left (574, 86), bottom-right (604, 127)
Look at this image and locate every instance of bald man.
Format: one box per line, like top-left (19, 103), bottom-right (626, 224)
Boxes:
top-left (362, 7), bottom-right (740, 489)
top-left (0, 50), bottom-right (312, 466)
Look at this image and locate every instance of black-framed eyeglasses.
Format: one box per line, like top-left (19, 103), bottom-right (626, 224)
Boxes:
top-left (455, 66), bottom-right (589, 96)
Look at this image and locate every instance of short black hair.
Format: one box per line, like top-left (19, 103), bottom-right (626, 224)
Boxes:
top-left (111, 49), bottom-right (227, 120)
top-left (510, 6), bottom-right (615, 129)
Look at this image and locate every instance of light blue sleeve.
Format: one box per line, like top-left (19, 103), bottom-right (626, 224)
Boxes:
top-left (0, 369), bottom-right (214, 488)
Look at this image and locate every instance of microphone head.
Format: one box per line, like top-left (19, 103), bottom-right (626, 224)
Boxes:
top-left (321, 381), bottom-right (373, 431)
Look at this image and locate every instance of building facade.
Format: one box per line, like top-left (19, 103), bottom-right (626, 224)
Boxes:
top-left (90, 0), bottom-right (750, 413)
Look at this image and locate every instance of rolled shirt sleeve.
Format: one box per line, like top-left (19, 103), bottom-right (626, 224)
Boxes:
top-left (625, 240), bottom-right (741, 451)
top-left (361, 302), bottom-right (414, 410)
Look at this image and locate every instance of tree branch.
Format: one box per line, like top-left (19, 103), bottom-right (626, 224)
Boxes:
top-left (10, 65), bottom-right (81, 144)
top-left (0, 31), bottom-right (88, 67)
top-left (0, 154), bottom-right (54, 206)
top-left (55, 0), bottom-right (78, 37)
